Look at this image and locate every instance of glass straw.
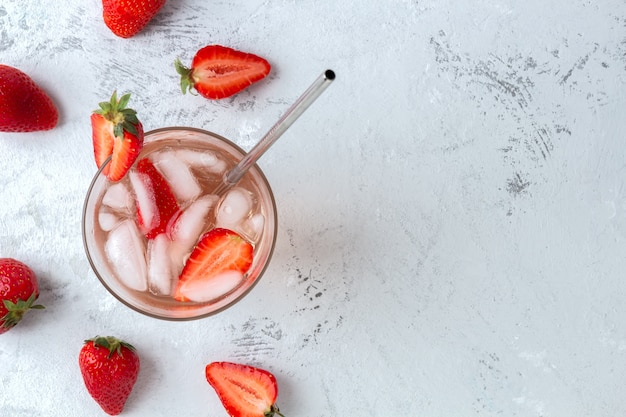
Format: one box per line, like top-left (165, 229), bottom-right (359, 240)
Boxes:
top-left (214, 69), bottom-right (336, 195)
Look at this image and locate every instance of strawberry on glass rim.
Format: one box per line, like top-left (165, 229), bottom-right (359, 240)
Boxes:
top-left (175, 45), bottom-right (271, 100)
top-left (91, 91), bottom-right (144, 182)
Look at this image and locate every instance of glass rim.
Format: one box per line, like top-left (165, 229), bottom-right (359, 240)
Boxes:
top-left (81, 126), bottom-right (278, 321)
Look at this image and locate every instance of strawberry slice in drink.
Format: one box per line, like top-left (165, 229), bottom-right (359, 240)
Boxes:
top-left (174, 228), bottom-right (253, 302)
top-left (131, 158), bottom-right (180, 239)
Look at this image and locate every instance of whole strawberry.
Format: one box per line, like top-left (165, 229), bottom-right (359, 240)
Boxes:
top-left (79, 336), bottom-right (140, 415)
top-left (102, 0), bottom-right (166, 38)
top-left (91, 91), bottom-right (144, 182)
top-left (0, 65), bottom-right (58, 132)
top-left (0, 258), bottom-right (44, 335)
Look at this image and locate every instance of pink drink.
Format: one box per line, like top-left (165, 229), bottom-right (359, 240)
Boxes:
top-left (82, 127), bottom-right (277, 320)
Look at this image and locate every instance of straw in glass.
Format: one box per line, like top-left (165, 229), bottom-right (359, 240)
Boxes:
top-left (212, 69), bottom-right (336, 196)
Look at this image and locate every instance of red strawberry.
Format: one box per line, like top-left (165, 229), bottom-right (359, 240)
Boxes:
top-left (0, 258), bottom-right (44, 334)
top-left (174, 228), bottom-right (253, 302)
top-left (79, 336), bottom-right (140, 415)
top-left (206, 362), bottom-right (284, 417)
top-left (175, 45), bottom-right (271, 99)
top-left (91, 91), bottom-right (144, 182)
top-left (102, 0), bottom-right (166, 38)
top-left (134, 158), bottom-right (180, 239)
top-left (0, 65), bottom-right (58, 132)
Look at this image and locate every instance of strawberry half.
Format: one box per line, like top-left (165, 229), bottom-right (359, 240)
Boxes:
top-left (174, 228), bottom-right (253, 302)
top-left (205, 362), bottom-right (284, 417)
top-left (133, 158), bottom-right (180, 239)
top-left (91, 91), bottom-right (144, 182)
top-left (0, 65), bottom-right (58, 132)
top-left (175, 45), bottom-right (271, 100)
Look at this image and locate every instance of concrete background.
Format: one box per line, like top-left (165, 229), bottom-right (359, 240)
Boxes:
top-left (1, 0), bottom-right (625, 415)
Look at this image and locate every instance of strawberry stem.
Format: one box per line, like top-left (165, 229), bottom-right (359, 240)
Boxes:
top-left (174, 59), bottom-right (196, 95)
top-left (93, 91), bottom-right (140, 139)
top-left (86, 336), bottom-right (135, 358)
top-left (266, 404), bottom-right (285, 417)
top-left (1, 293), bottom-right (44, 329)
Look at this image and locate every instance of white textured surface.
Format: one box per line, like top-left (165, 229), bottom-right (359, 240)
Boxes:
top-left (1, 0), bottom-right (626, 416)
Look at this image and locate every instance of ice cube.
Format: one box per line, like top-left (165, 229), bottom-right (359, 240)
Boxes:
top-left (216, 187), bottom-right (253, 229)
top-left (104, 220), bottom-right (147, 292)
top-left (169, 242), bottom-right (191, 279)
top-left (175, 270), bottom-right (243, 302)
top-left (176, 149), bottom-right (227, 174)
top-left (147, 233), bottom-right (174, 296)
top-left (170, 195), bottom-right (217, 244)
top-left (249, 213), bottom-right (265, 234)
top-left (168, 195), bottom-right (218, 276)
top-left (102, 182), bottom-right (134, 212)
top-left (237, 213), bottom-right (265, 242)
top-left (129, 170), bottom-right (158, 234)
top-left (98, 207), bottom-right (121, 232)
top-left (151, 152), bottom-right (202, 202)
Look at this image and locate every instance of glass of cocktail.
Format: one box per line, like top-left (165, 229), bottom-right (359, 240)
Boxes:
top-left (82, 127), bottom-right (277, 320)
top-left (83, 70), bottom-right (334, 320)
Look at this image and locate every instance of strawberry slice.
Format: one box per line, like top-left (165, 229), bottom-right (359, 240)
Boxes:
top-left (133, 158), bottom-right (180, 239)
top-left (175, 45), bottom-right (271, 100)
top-left (205, 362), bottom-right (284, 417)
top-left (174, 228), bottom-right (253, 302)
top-left (91, 91), bottom-right (143, 182)
top-left (91, 114), bottom-right (114, 170)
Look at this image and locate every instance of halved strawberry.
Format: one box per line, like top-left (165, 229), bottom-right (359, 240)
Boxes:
top-left (174, 228), bottom-right (253, 302)
top-left (175, 45), bottom-right (271, 100)
top-left (91, 91), bottom-right (143, 182)
top-left (205, 362), bottom-right (284, 417)
top-left (133, 158), bottom-right (180, 239)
